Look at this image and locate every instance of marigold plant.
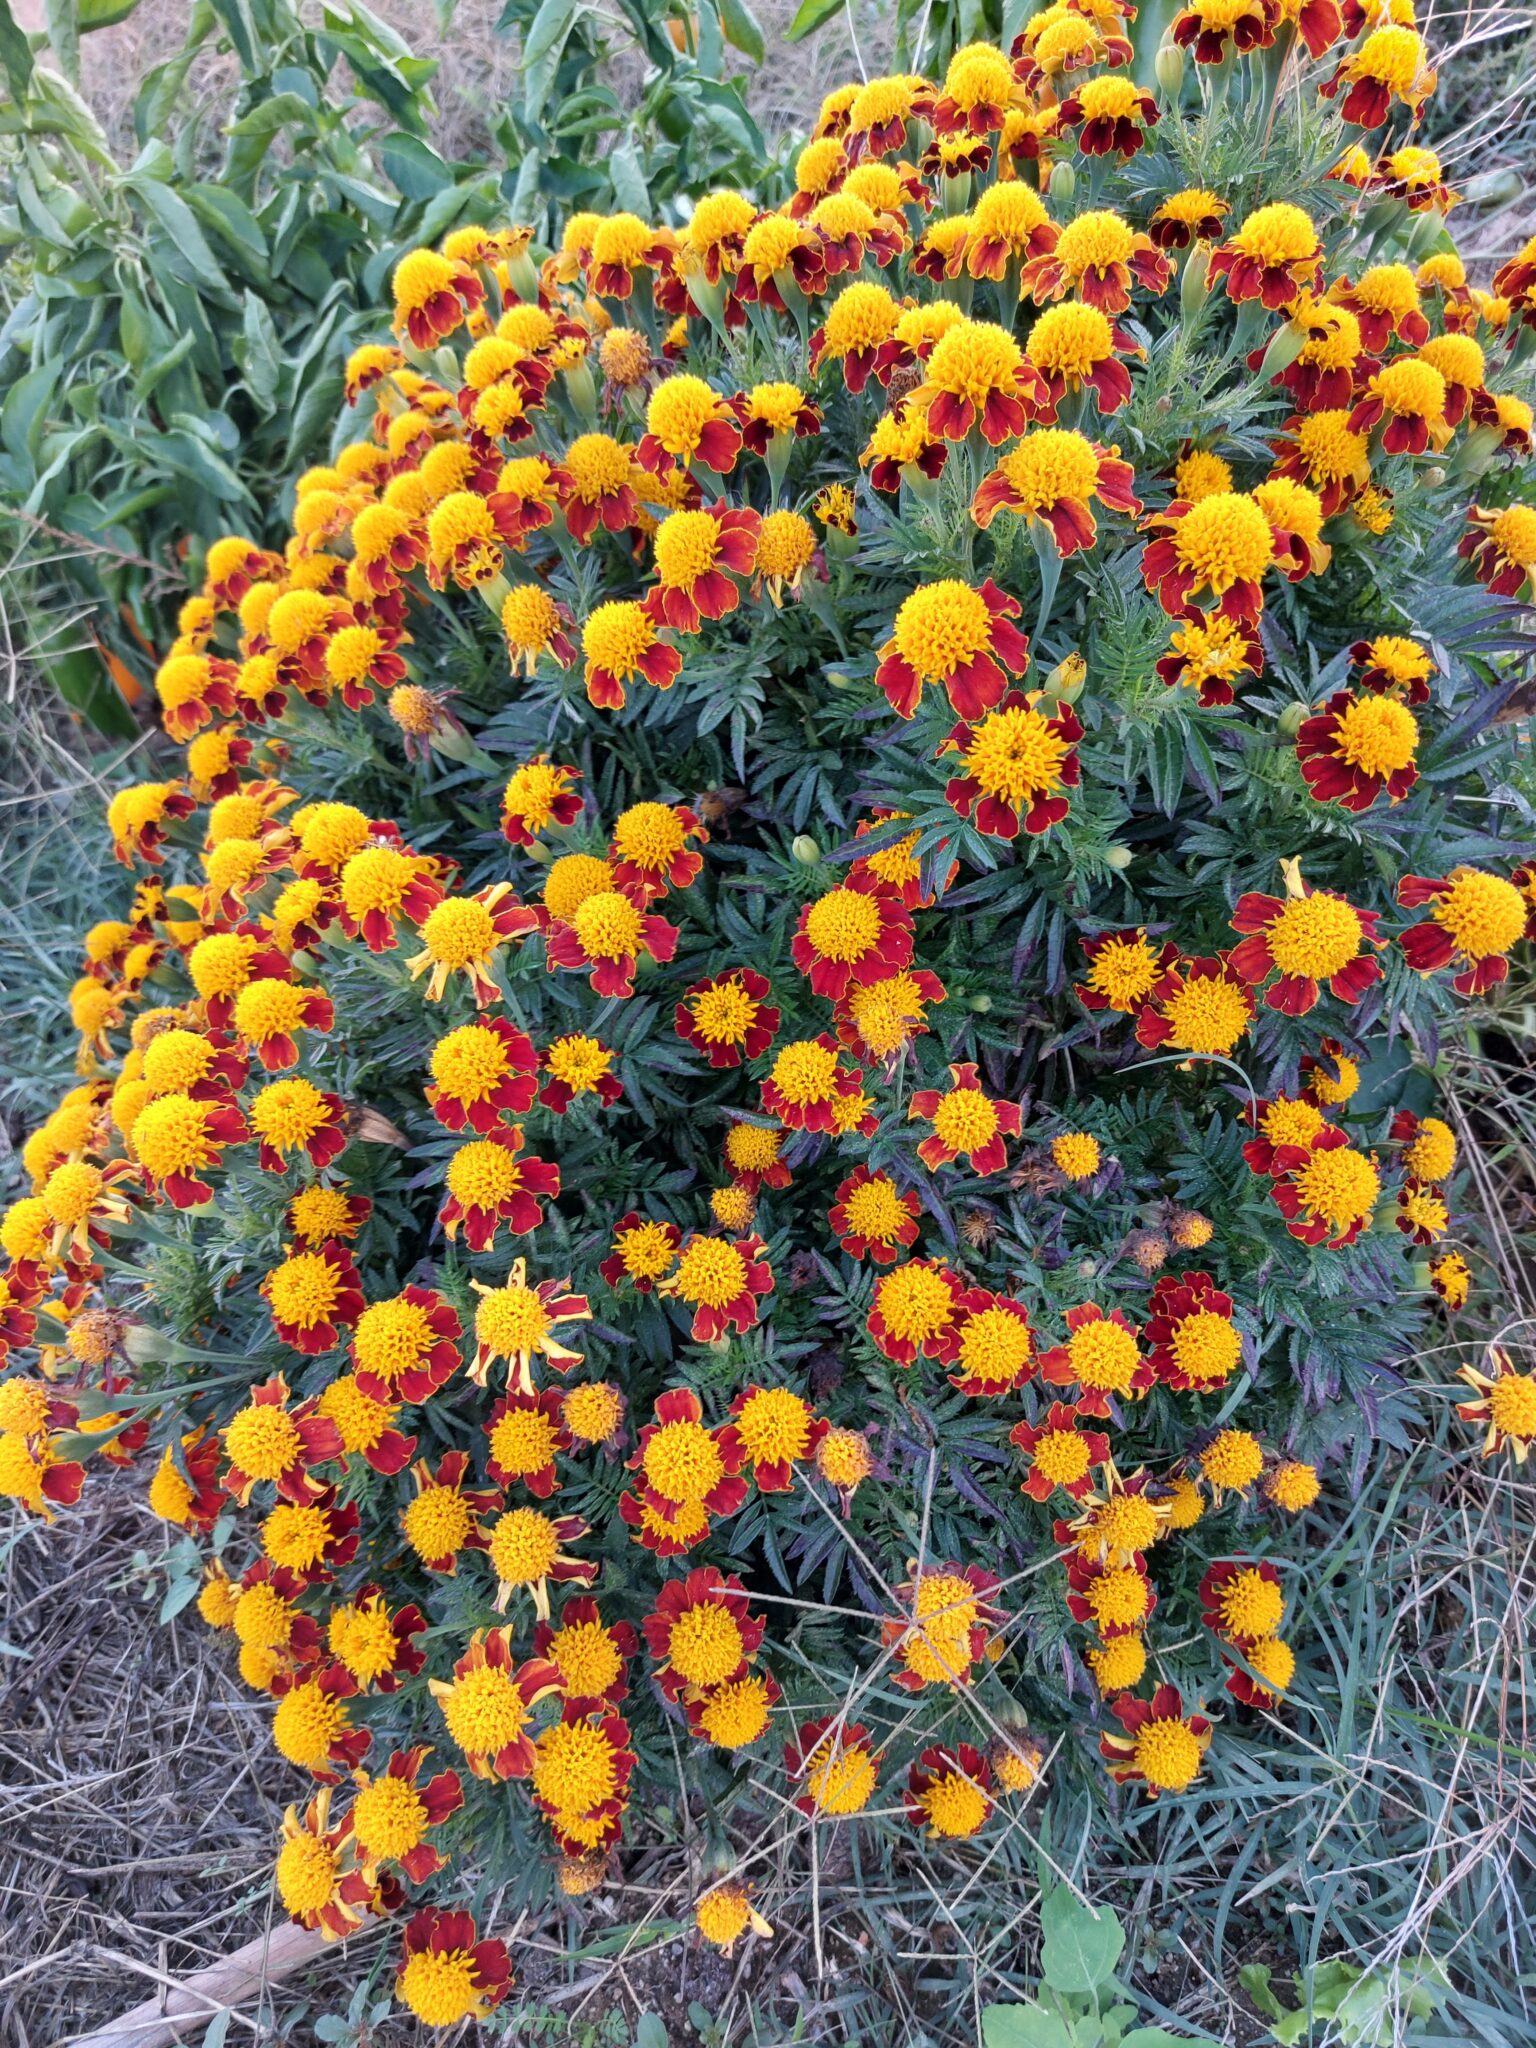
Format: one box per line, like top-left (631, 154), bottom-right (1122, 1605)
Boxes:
top-left (5, 6), bottom-right (1534, 2011)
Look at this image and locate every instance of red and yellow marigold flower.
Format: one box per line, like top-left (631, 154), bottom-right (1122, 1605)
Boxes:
top-left (541, 1033), bottom-right (622, 1113)
top-left (1459, 503), bottom-right (1536, 598)
top-left (530, 1703), bottom-right (635, 1847)
top-left (401, 1450), bottom-right (499, 1573)
top-left (1010, 1402), bottom-right (1112, 1501)
top-left (643, 502), bottom-right (760, 635)
top-left (1296, 690), bottom-right (1420, 812)
top-left (338, 844), bottom-right (444, 953)
top-left (485, 1503), bottom-right (595, 1618)
top-left (1075, 928), bottom-right (1174, 1016)
top-left (910, 1062), bottom-right (1021, 1175)
top-left (637, 374), bottom-right (742, 477)
top-left (1172, 0), bottom-right (1275, 62)
top-left (131, 1091), bottom-right (248, 1207)
top-left (553, 433), bottom-right (642, 546)
top-left (657, 1231), bottom-right (774, 1342)
top-left (835, 965), bottom-right (946, 1065)
top-left (1391, 1109), bottom-right (1457, 1185)
top-left (1350, 634), bottom-right (1435, 703)
top-left (906, 1744), bottom-right (994, 1839)
top-left (394, 1907), bottom-right (511, 2029)
top-left (1209, 203), bottom-right (1321, 308)
top-left (936, 1287), bottom-right (1035, 1396)
top-left (1057, 71), bottom-right (1159, 156)
top-left (534, 1594), bottom-right (638, 1711)
top-left (791, 875), bottom-right (913, 999)
top-left (941, 692), bottom-right (1082, 838)
top-left (439, 1126), bottom-right (560, 1252)
top-left (642, 1565), bottom-right (766, 1700)
top-left (961, 188), bottom-right (1057, 286)
top-left (599, 1213), bottom-right (681, 1294)
top-left (391, 246), bottom-right (483, 347)
top-left (315, 1378), bottom-right (416, 1479)
top-left (426, 1017), bottom-right (540, 1133)
top-left (719, 1383), bottom-right (826, 1491)
top-left (1100, 1684), bottom-right (1213, 1795)
top-left (1141, 493), bottom-right (1277, 622)
top-left (608, 800), bottom-right (708, 902)
top-left (1149, 189), bottom-right (1229, 249)
top-left (785, 1714), bottom-right (881, 1817)
top-left (350, 1287), bottom-right (463, 1408)
top-left (1455, 1349), bottom-right (1536, 1463)
top-left (1055, 1465), bottom-right (1171, 1565)
top-left (1429, 1249), bottom-right (1472, 1310)
top-left (500, 758), bottom-right (581, 847)
top-left (273, 1790), bottom-right (377, 1939)
top-left (1321, 23), bottom-right (1435, 126)
top-left (972, 428), bottom-right (1140, 554)
top-left (829, 1165), bottom-right (920, 1263)
top-left (1066, 1551), bottom-right (1157, 1637)
top-left (1026, 301), bottom-right (1138, 420)
top-left (1039, 1303), bottom-right (1153, 1416)
top-left (1022, 210), bottom-right (1170, 316)
top-left (1145, 1272), bottom-right (1244, 1392)
top-left (1269, 1127), bottom-right (1381, 1247)
top-left (1229, 880), bottom-right (1383, 1013)
top-left (1397, 867), bottom-right (1530, 996)
top-left (408, 884), bottom-right (537, 1006)
top-left (867, 1257), bottom-right (964, 1365)
top-left (270, 1661), bottom-right (370, 1781)
top-left (628, 1386), bottom-right (748, 1527)
top-left (262, 1242), bottom-right (366, 1359)
top-left (1199, 1558), bottom-right (1286, 1647)
top-left (545, 883), bottom-right (679, 1000)
top-left (325, 1587), bottom-right (425, 1691)
top-left (348, 1747), bottom-right (463, 1886)
top-left (674, 969), bottom-right (780, 1067)
top-left (471, 1261), bottom-right (591, 1390)
top-left (107, 780), bottom-right (196, 867)
top-left (221, 1373), bottom-right (343, 1506)
top-left (248, 1078), bottom-right (346, 1173)
top-left (1132, 954), bottom-right (1254, 1059)
top-left (884, 1562), bottom-right (1002, 1691)
top-left (1222, 1632), bottom-right (1297, 1707)
top-left (760, 1034), bottom-right (864, 1133)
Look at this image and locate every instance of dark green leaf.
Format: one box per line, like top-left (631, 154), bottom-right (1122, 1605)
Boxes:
top-left (1040, 1884), bottom-right (1125, 1995)
top-left (379, 131), bottom-right (452, 199)
top-left (784, 0), bottom-right (844, 41)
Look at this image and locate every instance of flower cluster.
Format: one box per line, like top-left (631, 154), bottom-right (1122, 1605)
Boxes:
top-left (5, 4), bottom-right (1531, 2011)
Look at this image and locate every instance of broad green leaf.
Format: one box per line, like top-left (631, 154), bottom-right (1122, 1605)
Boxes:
top-left (44, 0), bottom-right (81, 84)
top-left (784, 0), bottom-right (844, 41)
top-left (606, 137), bottom-right (649, 217)
top-left (235, 289), bottom-right (283, 411)
top-left (717, 0), bottom-right (765, 61)
top-left (1, 359), bottom-right (62, 476)
top-left (226, 92), bottom-right (319, 138)
top-left (186, 182), bottom-right (269, 271)
top-left (1040, 1884), bottom-right (1126, 1996)
top-left (379, 130), bottom-right (452, 199)
top-left (0, 0), bottom-right (34, 97)
top-left (42, 644), bottom-right (139, 738)
top-left (1121, 2032), bottom-right (1202, 2046)
top-left (633, 2016), bottom-right (668, 2048)
top-left (980, 2005), bottom-right (1074, 2048)
top-left (128, 176), bottom-right (229, 290)
top-left (79, 0), bottom-right (144, 27)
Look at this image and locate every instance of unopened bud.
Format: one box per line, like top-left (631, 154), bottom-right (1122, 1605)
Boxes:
top-left (969, 992), bottom-right (993, 1013)
top-left (1257, 320), bottom-right (1308, 381)
top-left (1180, 242), bottom-right (1210, 322)
top-left (1047, 161), bottom-right (1075, 208)
top-left (1046, 652), bottom-right (1087, 702)
top-left (1105, 845), bottom-right (1133, 871)
top-left (1277, 701), bottom-right (1307, 737)
top-left (791, 834), bottom-right (822, 865)
top-left (1154, 39), bottom-right (1185, 96)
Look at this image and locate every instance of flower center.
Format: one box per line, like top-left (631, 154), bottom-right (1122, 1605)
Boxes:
top-left (489, 1507), bottom-right (561, 1585)
top-left (843, 1176), bottom-right (909, 1242)
top-left (1033, 1429), bottom-right (1091, 1484)
top-left (669, 1604), bottom-right (746, 1686)
top-left (644, 1419), bottom-right (724, 1505)
top-left (875, 1264), bottom-right (956, 1343)
top-left (1174, 493), bottom-right (1274, 590)
top-left (1219, 1568), bottom-right (1285, 1637)
top-left (1489, 1373), bottom-right (1536, 1438)
top-left (927, 317), bottom-right (1025, 401)
top-left (267, 1252), bottom-right (343, 1329)
top-left (572, 890), bottom-right (645, 960)
top-left (1134, 1717), bottom-right (1202, 1790)
top-left (341, 847), bottom-right (417, 918)
top-left (921, 1772), bottom-right (989, 1837)
top-left (613, 801), bottom-right (687, 871)
top-left (1069, 1318), bottom-right (1140, 1391)
top-left (690, 982), bottom-right (757, 1043)
top-left (353, 1774), bottom-right (427, 1859)
top-left (398, 1950), bottom-right (483, 2029)
top-left (770, 1040), bottom-right (840, 1106)
top-left (1088, 1566), bottom-right (1150, 1629)
top-left (997, 430), bottom-right (1101, 511)
top-left (329, 1599), bottom-right (401, 1683)
top-left (1173, 1310), bottom-right (1242, 1384)
top-left (433, 1024), bottom-right (511, 1103)
top-left (447, 1140), bottom-right (523, 1209)
top-left (647, 376), bottom-right (723, 457)
top-left (1162, 974), bottom-right (1249, 1055)
top-left (1028, 302), bottom-right (1113, 382)
top-left (225, 1403), bottom-right (301, 1479)
top-left (275, 1834), bottom-right (337, 1915)
top-left (674, 1238), bottom-right (748, 1310)
top-left (736, 1388), bottom-right (811, 1464)
top-left (963, 704), bottom-right (1071, 803)
top-left (533, 1719), bottom-right (619, 1814)
top-left (565, 433), bottom-right (633, 498)
top-left (805, 887), bottom-right (883, 961)
top-left (250, 1079), bottom-right (329, 1149)
top-left (476, 1285), bottom-right (552, 1358)
top-left (957, 1306), bottom-right (1033, 1386)
top-left (1266, 894), bottom-right (1363, 978)
top-left (550, 1618), bottom-right (623, 1697)
top-left (1293, 1145), bottom-right (1380, 1227)
top-left (1435, 869), bottom-right (1528, 957)
top-left (653, 510), bottom-right (721, 588)
top-left (272, 1680), bottom-right (347, 1769)
top-left (403, 1484), bottom-right (472, 1561)
top-left (354, 1297), bottom-right (435, 1380)
top-left (1233, 202), bottom-right (1316, 268)
top-left (616, 1221), bottom-right (678, 1280)
top-left (932, 1087), bottom-right (999, 1151)
top-left (1491, 505), bottom-right (1536, 567)
top-left (421, 898), bottom-right (496, 968)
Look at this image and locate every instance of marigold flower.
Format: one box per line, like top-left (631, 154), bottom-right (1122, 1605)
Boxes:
top-left (719, 1383), bottom-right (826, 1491)
top-left (935, 1287), bottom-right (1035, 1396)
top-left (1269, 1127), bottom-right (1380, 1247)
top-left (761, 1033), bottom-right (864, 1133)
top-left (867, 1257), bottom-right (964, 1366)
top-left (1075, 928), bottom-right (1173, 1015)
top-left (426, 1017), bottom-right (539, 1133)
top-left (1100, 1683), bottom-right (1213, 1794)
top-left (1322, 23), bottom-right (1435, 126)
top-left (942, 691), bottom-right (1082, 838)
top-left (1349, 633), bottom-right (1435, 703)
top-left (642, 1565), bottom-right (766, 1702)
top-left (289, 1183), bottom-right (370, 1245)
top-left (262, 1241), bottom-right (366, 1358)
top-left (394, 1906), bottom-right (512, 2029)
top-left (348, 1285), bottom-right (462, 1408)
top-left (637, 374), bottom-right (742, 477)
top-left (440, 1126), bottom-right (559, 1252)
top-left (1133, 954), bottom-right (1254, 1059)
top-left (791, 874), bottom-right (914, 999)
top-left (1038, 1303), bottom-right (1153, 1416)
top-left (392, 246), bottom-right (483, 347)
top-left (1141, 493), bottom-right (1277, 623)
top-left (1209, 202), bottom-right (1320, 308)
top-left (472, 1260), bottom-right (591, 1390)
top-left (132, 1091), bottom-right (248, 1208)
top-left (1296, 689), bottom-right (1419, 813)
top-left (1229, 880), bottom-right (1383, 1013)
top-left (609, 800), bottom-right (708, 903)
top-left (1455, 1348), bottom-right (1536, 1462)
top-left (545, 883), bottom-right (679, 1000)
top-left (314, 1376), bottom-right (416, 1479)
top-left (222, 1372), bottom-right (344, 1505)
top-left (249, 1078), bottom-right (346, 1174)
top-left (828, 1164), bottom-right (920, 1263)
top-left (906, 1743), bottom-right (994, 1839)
top-left (972, 428), bottom-right (1140, 552)
top-left (658, 1232), bottom-right (774, 1343)
top-left (337, 844), bottom-right (443, 953)
top-left (1459, 502), bottom-right (1536, 599)
top-left (599, 1212), bottom-right (681, 1295)
top-left (1149, 190), bottom-right (1229, 250)
top-left (884, 1562), bottom-right (1002, 1691)
top-left (642, 502), bottom-right (760, 635)
top-left (674, 969), bottom-right (779, 1068)
top-left (0, 1425), bottom-right (85, 1521)
top-left (1396, 866), bottom-right (1529, 998)
top-left (579, 599), bottom-right (681, 710)
top-left (408, 884), bottom-right (538, 1006)
top-left (911, 1062), bottom-right (1021, 1175)
top-left (628, 1386), bottom-right (747, 1527)
top-left (1010, 1401), bottom-right (1111, 1500)
top-left (1057, 72), bottom-right (1159, 156)
top-left (1429, 1249), bottom-right (1472, 1310)
top-left (785, 1714), bottom-right (880, 1816)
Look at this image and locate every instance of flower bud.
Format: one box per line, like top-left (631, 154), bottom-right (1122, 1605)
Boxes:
top-left (1154, 39), bottom-right (1185, 96)
top-left (791, 834), bottom-right (822, 865)
top-left (1105, 845), bottom-right (1133, 871)
top-left (969, 992), bottom-right (993, 1013)
top-left (1276, 701), bottom-right (1307, 737)
top-left (1047, 161), bottom-right (1075, 208)
top-left (1180, 242), bottom-right (1210, 323)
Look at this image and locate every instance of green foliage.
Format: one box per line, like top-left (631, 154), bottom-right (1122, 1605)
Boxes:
top-left (982, 1881), bottom-right (1201, 2046)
